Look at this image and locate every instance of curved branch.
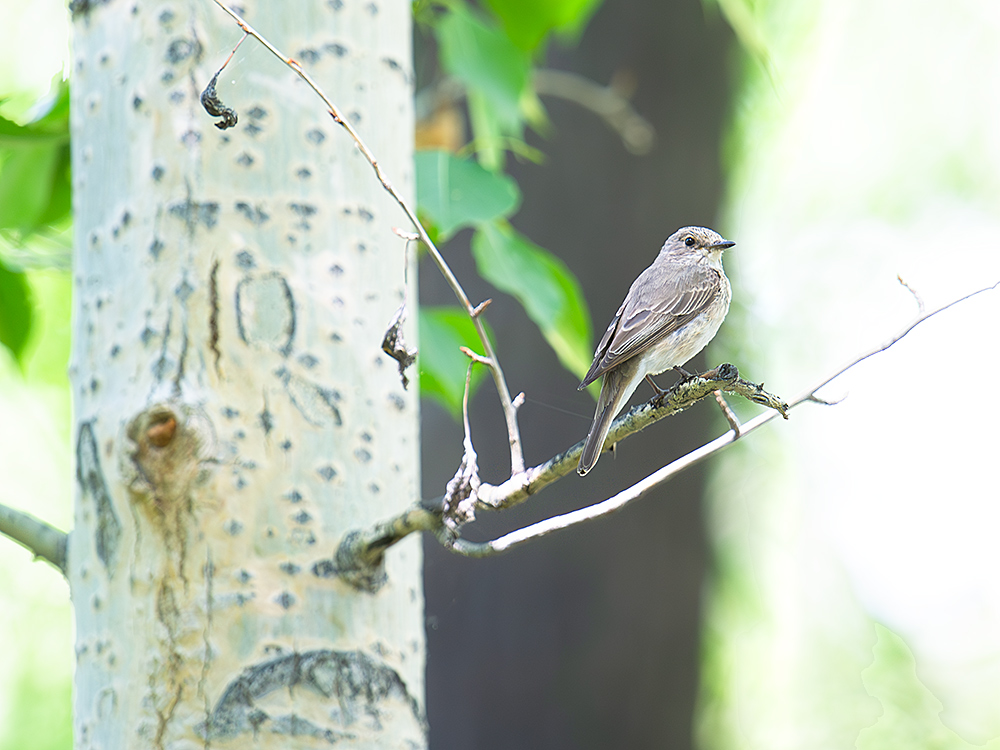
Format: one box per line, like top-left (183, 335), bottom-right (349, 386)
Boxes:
top-left (340, 364), bottom-right (786, 571)
top-left (533, 69), bottom-right (656, 155)
top-left (416, 69), bottom-right (657, 156)
top-left (0, 503), bottom-right (68, 575)
top-left (475, 364), bottom-right (784, 512)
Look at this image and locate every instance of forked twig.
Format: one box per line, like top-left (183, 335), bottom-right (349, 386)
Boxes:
top-left (897, 274), bottom-right (926, 314)
top-left (713, 390), bottom-right (742, 437)
top-left (208, 1), bottom-right (525, 475)
top-left (791, 279), bottom-right (999, 405)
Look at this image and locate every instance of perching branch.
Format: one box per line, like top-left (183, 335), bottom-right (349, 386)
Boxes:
top-left (0, 503), bottom-right (68, 575)
top-left (207, 1), bottom-right (526, 475)
top-left (474, 364), bottom-right (784, 513)
top-left (340, 278), bottom-right (999, 567)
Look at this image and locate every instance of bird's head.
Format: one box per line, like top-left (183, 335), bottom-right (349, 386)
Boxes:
top-left (664, 226), bottom-right (735, 261)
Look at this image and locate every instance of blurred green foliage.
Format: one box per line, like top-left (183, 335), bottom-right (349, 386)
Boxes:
top-left (0, 259), bottom-right (32, 365)
top-left (0, 80), bottom-right (70, 369)
top-left (413, 0), bottom-right (599, 416)
top-left (437, 3), bottom-right (532, 144)
top-left (858, 625), bottom-right (1000, 750)
top-left (485, 0), bottom-right (602, 51)
top-left (0, 82), bottom-right (71, 235)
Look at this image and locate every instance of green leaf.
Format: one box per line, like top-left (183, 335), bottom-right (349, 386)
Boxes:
top-left (465, 90), bottom-right (508, 172)
top-left (0, 146), bottom-right (64, 232)
top-left (0, 80), bottom-right (70, 143)
top-left (415, 150), bottom-right (521, 241)
top-left (472, 222), bottom-right (592, 380)
top-left (418, 306), bottom-right (492, 418)
top-left (485, 0), bottom-right (605, 51)
top-left (0, 80), bottom-right (72, 237)
top-left (0, 258), bottom-right (33, 366)
top-left (21, 270), bottom-right (72, 385)
top-left (35, 147), bottom-right (72, 227)
top-left (437, 5), bottom-right (531, 137)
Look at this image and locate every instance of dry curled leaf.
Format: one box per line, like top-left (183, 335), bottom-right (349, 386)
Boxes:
top-left (382, 303), bottom-right (417, 389)
top-left (201, 72), bottom-right (238, 130)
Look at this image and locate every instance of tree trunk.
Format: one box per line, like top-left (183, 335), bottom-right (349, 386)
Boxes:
top-left (68, 1), bottom-right (424, 747)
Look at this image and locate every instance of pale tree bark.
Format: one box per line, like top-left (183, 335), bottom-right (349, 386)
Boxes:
top-left (68, 1), bottom-right (424, 747)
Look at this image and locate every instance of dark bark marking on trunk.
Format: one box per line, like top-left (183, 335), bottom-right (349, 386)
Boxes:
top-left (77, 421), bottom-right (122, 575)
top-left (209, 259), bottom-right (222, 376)
top-left (273, 367), bottom-right (342, 428)
top-left (198, 649), bottom-right (424, 741)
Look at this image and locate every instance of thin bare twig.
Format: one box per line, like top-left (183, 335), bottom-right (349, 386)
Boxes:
top-left (331, 507), bottom-right (440, 592)
top-left (392, 227), bottom-right (420, 242)
top-left (0, 503), bottom-right (68, 575)
top-left (897, 275), bottom-right (926, 314)
top-left (470, 299), bottom-right (492, 318)
top-left (713, 390), bottom-right (742, 437)
top-left (459, 346), bottom-right (491, 367)
top-left (209, 0), bottom-right (525, 475)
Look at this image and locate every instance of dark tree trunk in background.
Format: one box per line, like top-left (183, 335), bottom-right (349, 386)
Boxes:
top-left (421, 0), bottom-right (733, 747)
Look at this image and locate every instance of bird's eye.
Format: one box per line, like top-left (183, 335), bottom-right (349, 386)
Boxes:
top-left (685, 237), bottom-right (696, 247)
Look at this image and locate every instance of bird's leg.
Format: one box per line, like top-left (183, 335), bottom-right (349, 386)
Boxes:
top-left (713, 390), bottom-right (742, 437)
top-left (673, 365), bottom-right (697, 381)
top-left (644, 374), bottom-right (668, 396)
top-left (645, 374), bottom-right (670, 407)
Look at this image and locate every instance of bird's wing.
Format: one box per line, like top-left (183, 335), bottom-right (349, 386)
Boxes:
top-left (579, 260), bottom-right (722, 388)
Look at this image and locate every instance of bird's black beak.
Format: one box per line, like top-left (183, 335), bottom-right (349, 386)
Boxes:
top-left (712, 239), bottom-right (736, 250)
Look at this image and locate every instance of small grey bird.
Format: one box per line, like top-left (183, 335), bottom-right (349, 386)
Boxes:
top-left (577, 226), bottom-right (734, 476)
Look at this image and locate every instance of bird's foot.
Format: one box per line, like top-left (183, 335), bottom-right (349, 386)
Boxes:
top-left (673, 365), bottom-right (698, 382)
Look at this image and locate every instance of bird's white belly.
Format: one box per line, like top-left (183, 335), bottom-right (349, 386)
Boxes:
top-left (634, 298), bottom-right (730, 381)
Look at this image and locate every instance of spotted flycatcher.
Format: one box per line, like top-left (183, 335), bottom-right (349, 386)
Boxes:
top-left (577, 226), bottom-right (734, 476)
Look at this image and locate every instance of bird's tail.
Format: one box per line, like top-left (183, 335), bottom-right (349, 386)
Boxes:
top-left (578, 367), bottom-right (630, 476)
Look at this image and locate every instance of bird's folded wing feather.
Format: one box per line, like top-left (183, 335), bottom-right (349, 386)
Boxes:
top-left (579, 261), bottom-right (722, 388)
